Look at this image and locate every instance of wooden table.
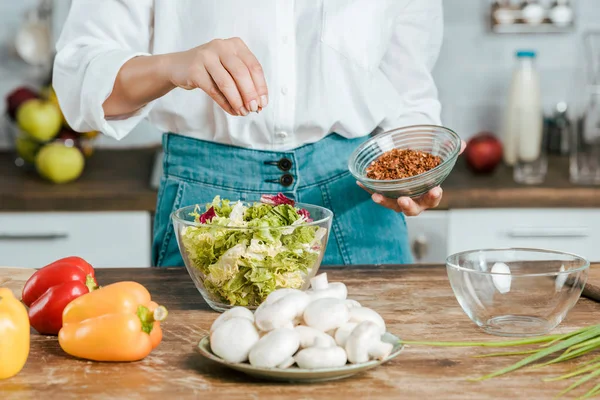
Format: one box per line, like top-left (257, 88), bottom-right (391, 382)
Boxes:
top-left (1, 265), bottom-right (599, 400)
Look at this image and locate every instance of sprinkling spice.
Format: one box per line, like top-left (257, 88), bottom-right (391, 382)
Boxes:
top-left (366, 149), bottom-right (442, 180)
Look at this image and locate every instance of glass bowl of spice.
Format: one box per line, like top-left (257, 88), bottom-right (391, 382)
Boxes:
top-left (348, 125), bottom-right (461, 198)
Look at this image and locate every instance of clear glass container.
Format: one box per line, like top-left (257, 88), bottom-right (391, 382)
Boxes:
top-left (348, 125), bottom-right (461, 199)
top-left (446, 248), bottom-right (589, 337)
top-left (172, 203), bottom-right (333, 312)
top-left (570, 86), bottom-right (600, 185)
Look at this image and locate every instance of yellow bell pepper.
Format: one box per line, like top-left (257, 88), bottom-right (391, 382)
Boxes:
top-left (0, 288), bottom-right (30, 379)
top-left (58, 281), bottom-right (167, 362)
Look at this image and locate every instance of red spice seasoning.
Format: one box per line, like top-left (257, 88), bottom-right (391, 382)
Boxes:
top-left (366, 149), bottom-right (442, 180)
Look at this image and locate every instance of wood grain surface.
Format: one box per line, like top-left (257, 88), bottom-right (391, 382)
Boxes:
top-left (1, 265), bottom-right (600, 400)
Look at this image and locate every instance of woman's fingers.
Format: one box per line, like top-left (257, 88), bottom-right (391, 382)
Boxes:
top-left (190, 65), bottom-right (237, 116)
top-left (235, 41), bottom-right (269, 109)
top-left (358, 181), bottom-right (443, 215)
top-left (397, 187), bottom-right (443, 216)
top-left (220, 53), bottom-right (260, 113)
top-left (204, 59), bottom-right (247, 116)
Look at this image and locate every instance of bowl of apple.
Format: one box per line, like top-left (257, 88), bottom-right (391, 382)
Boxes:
top-left (4, 85), bottom-right (99, 184)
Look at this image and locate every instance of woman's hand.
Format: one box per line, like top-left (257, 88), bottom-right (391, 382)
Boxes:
top-left (167, 37), bottom-right (268, 116)
top-left (360, 140), bottom-right (466, 216)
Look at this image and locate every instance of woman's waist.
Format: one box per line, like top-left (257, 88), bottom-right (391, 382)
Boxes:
top-left (161, 132), bottom-right (366, 192)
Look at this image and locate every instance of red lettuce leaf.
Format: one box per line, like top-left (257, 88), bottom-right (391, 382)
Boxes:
top-left (199, 206), bottom-right (216, 223)
top-left (260, 193), bottom-right (295, 206)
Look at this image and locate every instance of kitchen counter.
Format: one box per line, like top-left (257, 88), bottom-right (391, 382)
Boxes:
top-left (1, 264), bottom-right (599, 400)
top-left (2, 148), bottom-right (600, 211)
top-left (0, 148), bottom-right (159, 212)
top-left (438, 156), bottom-right (600, 209)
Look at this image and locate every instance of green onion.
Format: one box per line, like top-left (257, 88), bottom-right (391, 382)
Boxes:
top-left (400, 324), bottom-right (600, 398)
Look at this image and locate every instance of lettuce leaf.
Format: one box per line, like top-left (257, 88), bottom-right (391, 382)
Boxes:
top-left (181, 195), bottom-right (325, 306)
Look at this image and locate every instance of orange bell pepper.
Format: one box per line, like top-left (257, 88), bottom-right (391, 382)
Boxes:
top-left (58, 281), bottom-right (167, 362)
top-left (0, 288), bottom-right (30, 379)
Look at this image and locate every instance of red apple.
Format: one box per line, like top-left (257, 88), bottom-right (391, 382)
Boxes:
top-left (465, 132), bottom-right (503, 174)
top-left (6, 87), bottom-right (40, 121)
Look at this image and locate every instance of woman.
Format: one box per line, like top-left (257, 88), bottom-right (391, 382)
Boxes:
top-left (53, 0), bottom-right (453, 267)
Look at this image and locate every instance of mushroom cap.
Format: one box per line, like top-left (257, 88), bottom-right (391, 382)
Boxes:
top-left (210, 317), bottom-right (259, 363)
top-left (263, 288), bottom-right (305, 305)
top-left (310, 273), bottom-right (329, 290)
top-left (345, 299), bottom-right (362, 309)
top-left (303, 298), bottom-right (350, 332)
top-left (349, 307), bottom-right (386, 335)
top-left (248, 328), bottom-right (300, 368)
top-left (307, 282), bottom-right (348, 301)
top-left (295, 346), bottom-right (348, 369)
top-left (255, 291), bottom-right (311, 332)
top-left (334, 322), bottom-right (358, 347)
top-left (295, 325), bottom-right (336, 349)
top-left (210, 306), bottom-right (254, 333)
top-left (345, 321), bottom-right (382, 364)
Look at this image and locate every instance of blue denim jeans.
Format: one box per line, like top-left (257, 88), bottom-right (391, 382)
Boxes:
top-left (152, 133), bottom-right (412, 267)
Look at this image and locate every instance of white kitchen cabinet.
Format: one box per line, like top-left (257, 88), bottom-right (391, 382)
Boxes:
top-left (405, 211), bottom-right (449, 264)
top-left (448, 209), bottom-right (600, 262)
top-left (0, 212), bottom-right (152, 268)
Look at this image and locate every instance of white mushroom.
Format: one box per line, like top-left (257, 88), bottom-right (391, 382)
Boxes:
top-left (210, 306), bottom-right (254, 333)
top-left (306, 273), bottom-right (347, 301)
top-left (345, 299), bottom-right (362, 309)
top-left (345, 321), bottom-right (393, 364)
top-left (303, 298), bottom-right (350, 332)
top-left (254, 291), bottom-right (310, 332)
top-left (349, 307), bottom-right (386, 335)
top-left (277, 357), bottom-right (296, 369)
top-left (263, 288), bottom-right (305, 305)
top-left (248, 328), bottom-right (300, 368)
top-left (210, 317), bottom-right (259, 363)
top-left (334, 322), bottom-right (358, 347)
top-left (491, 262), bottom-right (511, 294)
top-left (295, 325), bottom-right (336, 349)
top-left (294, 343), bottom-right (347, 369)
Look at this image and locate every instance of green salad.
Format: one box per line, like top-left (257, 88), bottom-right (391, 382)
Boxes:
top-left (179, 194), bottom-right (327, 306)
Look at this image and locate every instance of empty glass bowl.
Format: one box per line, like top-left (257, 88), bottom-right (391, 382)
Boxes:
top-left (172, 202), bottom-right (333, 312)
top-left (348, 125), bottom-right (461, 199)
top-left (446, 248), bottom-right (589, 337)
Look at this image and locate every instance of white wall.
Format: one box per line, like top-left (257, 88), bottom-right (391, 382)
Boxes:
top-left (435, 0), bottom-right (600, 140)
top-left (1, 0), bottom-right (599, 148)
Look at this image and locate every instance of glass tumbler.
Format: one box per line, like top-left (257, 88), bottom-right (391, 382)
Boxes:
top-left (570, 86), bottom-right (600, 185)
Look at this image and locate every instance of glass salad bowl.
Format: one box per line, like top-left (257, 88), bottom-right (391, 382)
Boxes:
top-left (348, 125), bottom-right (461, 199)
top-left (446, 248), bottom-right (589, 337)
top-left (172, 196), bottom-right (333, 312)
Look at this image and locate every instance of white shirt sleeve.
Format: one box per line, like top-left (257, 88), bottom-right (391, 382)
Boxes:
top-left (378, 0), bottom-right (443, 130)
top-left (53, 0), bottom-right (154, 140)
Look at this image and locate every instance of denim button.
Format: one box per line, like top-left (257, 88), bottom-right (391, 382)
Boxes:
top-left (278, 158), bottom-right (292, 171)
top-left (280, 174), bottom-right (294, 186)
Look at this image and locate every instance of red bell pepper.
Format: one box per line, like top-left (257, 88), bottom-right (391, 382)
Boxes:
top-left (22, 256), bottom-right (98, 335)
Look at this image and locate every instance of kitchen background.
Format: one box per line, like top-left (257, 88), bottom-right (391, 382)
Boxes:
top-left (2, 0), bottom-right (600, 268)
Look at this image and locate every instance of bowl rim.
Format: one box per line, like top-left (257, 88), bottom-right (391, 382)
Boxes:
top-left (445, 247), bottom-right (590, 277)
top-left (348, 124), bottom-right (462, 186)
top-left (171, 202), bottom-right (334, 230)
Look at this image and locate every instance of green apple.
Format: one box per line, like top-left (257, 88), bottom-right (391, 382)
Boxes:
top-left (35, 142), bottom-right (85, 184)
top-left (16, 99), bottom-right (63, 142)
top-left (15, 132), bottom-right (41, 164)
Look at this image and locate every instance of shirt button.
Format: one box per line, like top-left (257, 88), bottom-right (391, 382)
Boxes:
top-left (281, 86), bottom-right (288, 95)
top-left (275, 131), bottom-right (288, 139)
top-left (280, 174), bottom-right (294, 187)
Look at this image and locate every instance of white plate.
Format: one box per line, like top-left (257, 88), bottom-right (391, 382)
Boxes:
top-left (197, 332), bottom-right (403, 383)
